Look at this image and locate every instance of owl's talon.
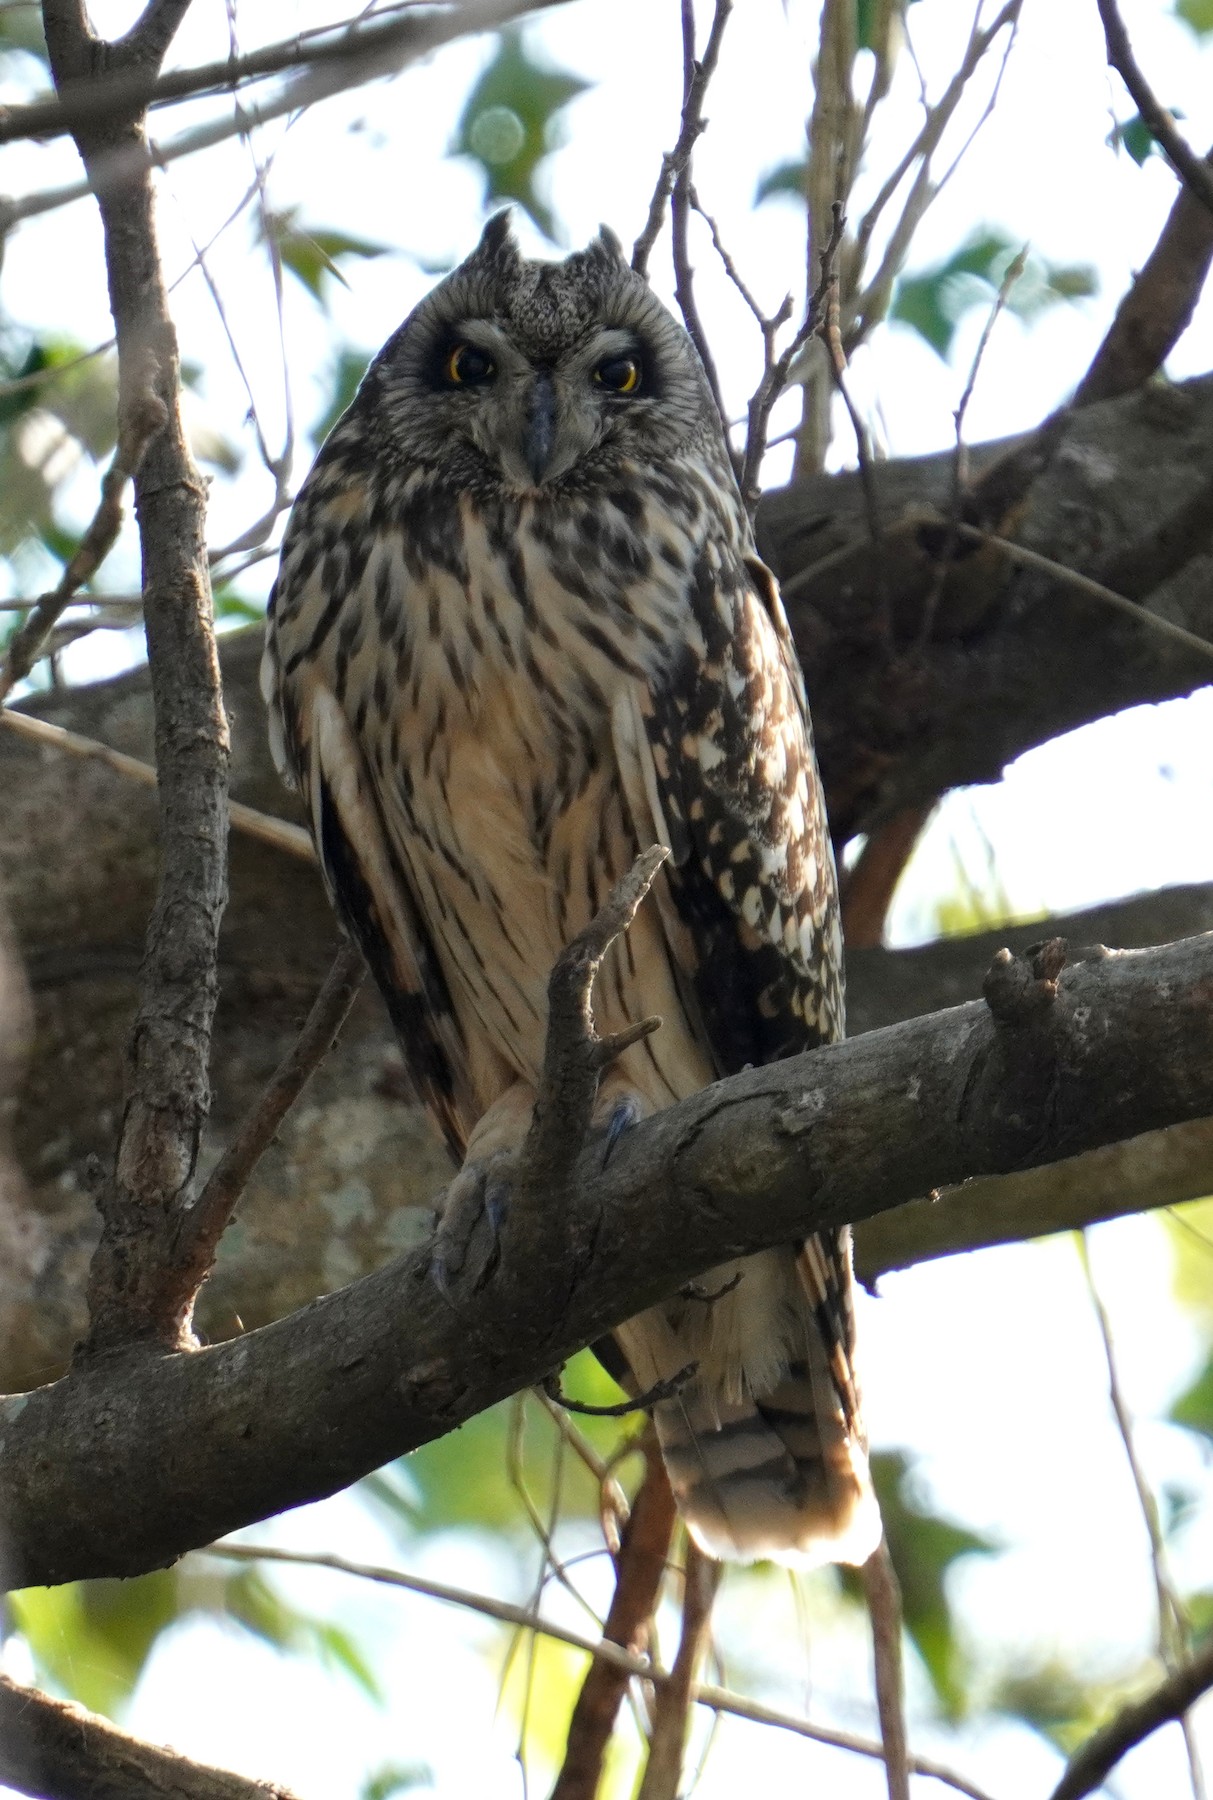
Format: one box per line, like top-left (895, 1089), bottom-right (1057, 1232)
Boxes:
top-left (428, 1152), bottom-right (516, 1298)
top-left (602, 1097), bottom-right (640, 1169)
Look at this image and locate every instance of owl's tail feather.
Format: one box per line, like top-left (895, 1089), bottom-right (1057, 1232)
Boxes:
top-left (650, 1350), bottom-right (880, 1568)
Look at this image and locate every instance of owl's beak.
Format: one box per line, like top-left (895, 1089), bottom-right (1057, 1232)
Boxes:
top-left (523, 372), bottom-right (557, 484)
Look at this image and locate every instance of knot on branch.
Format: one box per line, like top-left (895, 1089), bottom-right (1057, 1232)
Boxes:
top-left (983, 938), bottom-right (1068, 1025)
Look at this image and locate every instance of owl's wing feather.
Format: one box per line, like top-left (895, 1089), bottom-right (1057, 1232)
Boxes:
top-left (294, 679), bottom-right (476, 1165)
top-left (614, 540), bottom-right (860, 1441)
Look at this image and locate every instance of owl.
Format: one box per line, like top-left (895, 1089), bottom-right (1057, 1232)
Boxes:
top-left (261, 213), bottom-right (879, 1567)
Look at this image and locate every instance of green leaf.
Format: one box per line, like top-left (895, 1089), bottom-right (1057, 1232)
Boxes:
top-left (213, 587), bottom-right (266, 625)
top-left (263, 208), bottom-right (390, 309)
top-left (223, 1566), bottom-right (383, 1701)
top-left (1108, 110), bottom-right (1185, 166)
top-left (891, 230), bottom-right (1097, 360)
top-left (993, 1657), bottom-right (1148, 1753)
top-left (0, 8), bottom-right (47, 67)
top-left (451, 29), bottom-right (591, 241)
top-left (11, 1571), bottom-right (179, 1717)
top-left (841, 1452), bottom-right (998, 1718)
top-left (1169, 1353), bottom-right (1213, 1442)
top-left (1177, 0), bottom-right (1213, 36)
top-left (754, 160), bottom-right (806, 207)
top-left (362, 1763), bottom-right (434, 1798)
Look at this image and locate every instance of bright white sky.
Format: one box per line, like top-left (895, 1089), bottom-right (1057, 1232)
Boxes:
top-left (3, 2), bottom-right (1213, 1796)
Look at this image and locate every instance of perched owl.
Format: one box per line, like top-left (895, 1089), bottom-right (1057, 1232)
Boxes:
top-left (261, 214), bottom-right (879, 1567)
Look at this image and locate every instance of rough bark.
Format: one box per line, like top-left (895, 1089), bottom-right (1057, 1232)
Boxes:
top-left (0, 1671), bottom-right (301, 1800)
top-left (4, 928), bottom-right (1213, 1590)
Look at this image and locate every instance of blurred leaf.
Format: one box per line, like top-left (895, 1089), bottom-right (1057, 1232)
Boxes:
top-left (313, 346), bottom-right (371, 445)
top-left (1177, 0), bottom-right (1213, 35)
top-left (754, 159), bottom-right (806, 206)
top-left (451, 29), bottom-right (590, 240)
top-left (11, 1571), bottom-right (178, 1717)
top-left (993, 1656), bottom-right (1148, 1753)
top-left (0, 6), bottom-right (47, 67)
top-left (224, 1566), bottom-right (382, 1701)
top-left (1106, 112), bottom-right (1183, 167)
top-left (1169, 1352), bottom-right (1213, 1443)
top-left (1187, 1590), bottom-right (1213, 1639)
top-left (842, 1452), bottom-right (997, 1717)
top-left (213, 586), bottom-right (266, 625)
top-left (891, 230), bottom-right (1097, 359)
top-left (385, 1353), bottom-right (631, 1540)
top-left (263, 208), bottom-right (390, 310)
top-left (1164, 1198), bottom-right (1213, 1324)
top-left (362, 1764), bottom-right (434, 1798)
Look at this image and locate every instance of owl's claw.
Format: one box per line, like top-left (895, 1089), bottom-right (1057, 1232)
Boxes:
top-left (602, 1096), bottom-right (640, 1169)
top-left (429, 1152), bottom-right (516, 1299)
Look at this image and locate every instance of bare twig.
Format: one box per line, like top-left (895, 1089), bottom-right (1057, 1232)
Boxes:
top-left (542, 1362), bottom-right (696, 1418)
top-left (636, 1542), bottom-right (722, 1800)
top-left (168, 941), bottom-right (365, 1314)
top-left (631, 0), bottom-right (732, 279)
top-left (514, 846), bottom-right (667, 1225)
top-left (952, 523), bottom-right (1213, 665)
top-left (1096, 0), bottom-right (1213, 219)
top-left (0, 364), bottom-right (167, 699)
top-left (4, 2), bottom-right (560, 234)
top-left (823, 271), bottom-right (882, 552)
top-left (205, 1540), bottom-right (992, 1796)
top-left (0, 1671), bottom-right (301, 1800)
top-left (1078, 1235), bottom-right (1206, 1800)
top-left (739, 200), bottom-right (845, 510)
top-left (667, 1), bottom-right (729, 430)
top-left (0, 706), bottom-right (315, 861)
top-left (863, 1540), bottom-right (911, 1800)
top-left (552, 1436), bottom-right (678, 1800)
top-left (1048, 1636), bottom-right (1213, 1800)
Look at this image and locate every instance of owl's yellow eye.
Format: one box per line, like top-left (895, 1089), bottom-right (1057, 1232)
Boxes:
top-left (594, 354), bottom-right (641, 394)
top-left (446, 343), bottom-right (495, 386)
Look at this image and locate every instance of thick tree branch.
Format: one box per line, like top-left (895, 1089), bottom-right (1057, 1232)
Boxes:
top-left (43, 1), bottom-right (231, 1360)
top-left (0, 1672), bottom-right (301, 1800)
top-left (5, 929), bottom-right (1213, 1589)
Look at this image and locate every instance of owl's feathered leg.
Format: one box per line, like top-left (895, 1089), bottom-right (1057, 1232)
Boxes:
top-left (429, 1081), bottom-right (534, 1295)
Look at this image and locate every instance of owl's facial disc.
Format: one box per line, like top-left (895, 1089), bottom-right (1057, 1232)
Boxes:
top-left (437, 320), bottom-right (650, 491)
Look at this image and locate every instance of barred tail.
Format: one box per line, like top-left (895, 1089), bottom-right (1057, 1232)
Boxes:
top-left (615, 1235), bottom-right (881, 1567)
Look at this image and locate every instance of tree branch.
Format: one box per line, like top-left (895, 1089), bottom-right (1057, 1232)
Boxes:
top-left (6, 928), bottom-right (1213, 1588)
top-left (42, 0), bottom-right (232, 1362)
top-left (0, 1672), bottom-right (301, 1800)
top-left (1048, 1636), bottom-right (1213, 1800)
top-left (1096, 0), bottom-right (1213, 219)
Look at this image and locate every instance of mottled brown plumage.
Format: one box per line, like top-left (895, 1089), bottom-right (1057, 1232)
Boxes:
top-left (261, 214), bottom-right (878, 1565)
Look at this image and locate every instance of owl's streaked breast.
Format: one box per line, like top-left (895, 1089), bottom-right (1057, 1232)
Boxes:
top-left (267, 446), bottom-right (734, 1115)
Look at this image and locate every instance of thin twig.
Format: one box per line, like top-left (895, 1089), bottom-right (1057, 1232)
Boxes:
top-left (0, 360), bottom-right (167, 698)
top-left (200, 1543), bottom-right (995, 1799)
top-left (952, 523), bottom-right (1213, 665)
top-left (739, 200), bottom-right (845, 510)
top-left (1048, 1636), bottom-right (1213, 1800)
top-left (637, 1541), bottom-right (722, 1800)
top-left (823, 272), bottom-right (882, 551)
top-left (0, 707), bottom-right (316, 862)
top-left (863, 1540), bottom-right (911, 1800)
top-left (170, 942), bottom-right (365, 1299)
top-left (552, 1436), bottom-right (677, 1800)
top-left (1096, 0), bottom-right (1213, 219)
top-left (1077, 1235), bottom-right (1206, 1800)
top-left (631, 0), bottom-right (732, 279)
top-left (668, 1), bottom-right (729, 430)
top-left (542, 1362), bottom-right (696, 1418)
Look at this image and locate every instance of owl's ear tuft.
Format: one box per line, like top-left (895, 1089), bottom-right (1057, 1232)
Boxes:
top-left (473, 209), bottom-right (519, 265)
top-left (590, 224), bottom-right (626, 264)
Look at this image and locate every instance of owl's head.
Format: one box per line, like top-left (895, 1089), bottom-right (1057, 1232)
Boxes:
top-left (353, 213), bottom-right (721, 492)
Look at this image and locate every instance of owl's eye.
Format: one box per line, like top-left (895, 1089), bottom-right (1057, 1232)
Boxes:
top-left (446, 343), bottom-right (495, 386)
top-left (593, 354), bottom-right (642, 394)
